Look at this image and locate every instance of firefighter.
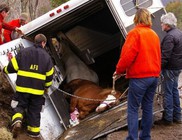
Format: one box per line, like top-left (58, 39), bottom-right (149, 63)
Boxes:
top-left (2, 34), bottom-right (54, 138)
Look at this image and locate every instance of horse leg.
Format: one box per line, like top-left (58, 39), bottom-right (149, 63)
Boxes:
top-left (78, 104), bottom-right (92, 119)
top-left (79, 110), bottom-right (90, 120)
top-left (70, 97), bottom-right (78, 113)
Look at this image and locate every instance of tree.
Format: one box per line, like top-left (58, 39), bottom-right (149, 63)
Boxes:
top-left (166, 1), bottom-right (182, 30)
top-left (20, 0), bottom-right (29, 13)
top-left (20, 0), bottom-right (39, 20)
top-left (0, 0), bottom-right (21, 21)
top-left (0, 0), bottom-right (69, 21)
top-left (50, 0), bottom-right (69, 8)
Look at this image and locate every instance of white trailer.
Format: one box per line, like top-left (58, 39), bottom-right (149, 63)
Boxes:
top-left (0, 0), bottom-right (166, 139)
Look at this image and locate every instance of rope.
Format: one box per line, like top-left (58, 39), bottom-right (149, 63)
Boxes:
top-left (51, 85), bottom-right (128, 102)
top-left (111, 73), bottom-right (126, 95)
top-left (119, 87), bottom-right (129, 99)
top-left (111, 77), bottom-right (116, 94)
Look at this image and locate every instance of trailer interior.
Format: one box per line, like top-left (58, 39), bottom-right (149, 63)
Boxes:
top-left (26, 0), bottom-right (126, 89)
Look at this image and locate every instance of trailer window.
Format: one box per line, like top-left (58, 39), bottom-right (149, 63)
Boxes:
top-left (120, 0), bottom-right (152, 16)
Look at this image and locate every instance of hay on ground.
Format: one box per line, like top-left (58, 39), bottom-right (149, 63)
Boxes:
top-left (0, 127), bottom-right (13, 140)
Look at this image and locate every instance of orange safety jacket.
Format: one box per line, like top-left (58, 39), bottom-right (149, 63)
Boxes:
top-left (116, 24), bottom-right (161, 78)
top-left (0, 14), bottom-right (16, 45)
top-left (3, 19), bottom-right (20, 43)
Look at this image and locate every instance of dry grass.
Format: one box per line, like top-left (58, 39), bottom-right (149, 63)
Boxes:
top-left (0, 127), bottom-right (13, 140)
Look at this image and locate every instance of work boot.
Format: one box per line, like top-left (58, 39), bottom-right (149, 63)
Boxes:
top-left (27, 132), bottom-right (41, 140)
top-left (11, 121), bottom-right (22, 138)
top-left (173, 119), bottom-right (182, 124)
top-left (154, 118), bottom-right (173, 126)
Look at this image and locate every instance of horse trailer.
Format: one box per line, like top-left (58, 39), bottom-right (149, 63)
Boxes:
top-left (0, 0), bottom-right (166, 139)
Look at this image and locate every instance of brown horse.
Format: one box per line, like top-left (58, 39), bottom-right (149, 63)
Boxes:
top-left (64, 79), bottom-right (122, 121)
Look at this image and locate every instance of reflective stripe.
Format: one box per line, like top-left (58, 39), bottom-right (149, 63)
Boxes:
top-left (18, 70), bottom-right (46, 80)
top-left (11, 57), bottom-right (19, 71)
top-left (12, 113), bottom-right (23, 121)
top-left (27, 126), bottom-right (40, 133)
top-left (45, 81), bottom-right (52, 87)
top-left (46, 67), bottom-right (54, 76)
top-left (16, 86), bottom-right (44, 95)
top-left (4, 66), bottom-right (8, 74)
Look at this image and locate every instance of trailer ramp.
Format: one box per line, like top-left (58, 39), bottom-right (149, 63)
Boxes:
top-left (60, 102), bottom-right (127, 140)
top-left (93, 94), bottom-right (163, 139)
top-left (60, 93), bottom-right (163, 140)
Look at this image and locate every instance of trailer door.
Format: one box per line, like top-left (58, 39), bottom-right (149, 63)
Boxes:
top-left (106, 0), bottom-right (165, 38)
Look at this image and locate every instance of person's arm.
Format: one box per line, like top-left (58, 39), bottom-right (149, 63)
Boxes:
top-left (115, 31), bottom-right (139, 74)
top-left (161, 35), bottom-right (174, 68)
top-left (45, 58), bottom-right (54, 88)
top-left (3, 53), bottom-right (20, 74)
top-left (3, 21), bottom-right (23, 36)
top-left (2, 21), bottom-right (16, 31)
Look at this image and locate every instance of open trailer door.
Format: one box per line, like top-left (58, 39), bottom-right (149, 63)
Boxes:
top-left (106, 0), bottom-right (166, 39)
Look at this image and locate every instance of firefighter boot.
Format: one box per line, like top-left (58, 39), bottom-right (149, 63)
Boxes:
top-left (11, 120), bottom-right (22, 138)
top-left (27, 133), bottom-right (41, 140)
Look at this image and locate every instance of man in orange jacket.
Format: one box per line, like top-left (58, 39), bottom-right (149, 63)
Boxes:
top-left (3, 13), bottom-right (28, 43)
top-left (0, 3), bottom-right (23, 45)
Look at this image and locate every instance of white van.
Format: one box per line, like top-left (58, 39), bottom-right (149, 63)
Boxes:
top-left (0, 0), bottom-right (165, 139)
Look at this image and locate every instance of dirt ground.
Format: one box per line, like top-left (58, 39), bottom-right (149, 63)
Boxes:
top-left (0, 71), bottom-right (182, 140)
top-left (0, 72), bottom-right (38, 140)
top-left (104, 113), bottom-right (182, 140)
top-left (104, 73), bottom-right (182, 140)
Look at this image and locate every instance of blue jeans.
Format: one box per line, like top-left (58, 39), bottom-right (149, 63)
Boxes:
top-left (162, 69), bottom-right (181, 121)
top-left (126, 77), bottom-right (158, 140)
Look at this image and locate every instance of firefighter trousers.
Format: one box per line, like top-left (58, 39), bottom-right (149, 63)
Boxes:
top-left (11, 92), bottom-right (45, 136)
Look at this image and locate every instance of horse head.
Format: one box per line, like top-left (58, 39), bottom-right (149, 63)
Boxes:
top-left (95, 89), bottom-right (121, 113)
